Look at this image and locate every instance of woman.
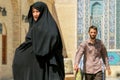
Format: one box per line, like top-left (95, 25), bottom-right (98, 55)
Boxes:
top-left (12, 1), bottom-right (65, 80)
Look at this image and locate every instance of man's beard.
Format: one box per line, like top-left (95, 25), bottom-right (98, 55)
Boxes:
top-left (90, 35), bottom-right (96, 39)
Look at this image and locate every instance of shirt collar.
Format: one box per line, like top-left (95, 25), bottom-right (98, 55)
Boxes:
top-left (87, 38), bottom-right (98, 44)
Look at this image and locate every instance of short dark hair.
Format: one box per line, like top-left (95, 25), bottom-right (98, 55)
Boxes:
top-left (88, 25), bottom-right (98, 32)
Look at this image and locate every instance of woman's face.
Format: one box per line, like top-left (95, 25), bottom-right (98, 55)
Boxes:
top-left (32, 8), bottom-right (40, 21)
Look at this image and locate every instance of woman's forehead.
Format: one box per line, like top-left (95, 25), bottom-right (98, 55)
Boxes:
top-left (32, 7), bottom-right (39, 11)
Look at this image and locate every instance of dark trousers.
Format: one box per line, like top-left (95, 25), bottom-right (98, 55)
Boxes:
top-left (84, 71), bottom-right (103, 80)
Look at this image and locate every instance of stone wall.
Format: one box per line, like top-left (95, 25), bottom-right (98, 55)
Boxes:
top-left (55, 0), bottom-right (77, 59)
top-left (55, 0), bottom-right (77, 76)
top-left (0, 0), bottom-right (14, 79)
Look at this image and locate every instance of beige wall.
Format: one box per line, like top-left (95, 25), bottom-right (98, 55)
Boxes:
top-left (55, 0), bottom-right (77, 59)
top-left (0, 0), bottom-right (14, 78)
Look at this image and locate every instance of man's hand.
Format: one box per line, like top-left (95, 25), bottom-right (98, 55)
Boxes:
top-left (74, 64), bottom-right (79, 71)
top-left (106, 68), bottom-right (111, 76)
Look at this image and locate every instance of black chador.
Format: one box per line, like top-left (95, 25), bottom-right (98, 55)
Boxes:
top-left (12, 1), bottom-right (65, 80)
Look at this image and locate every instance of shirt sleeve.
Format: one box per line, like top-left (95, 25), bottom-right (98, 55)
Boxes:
top-left (74, 42), bottom-right (86, 65)
top-left (101, 41), bottom-right (110, 69)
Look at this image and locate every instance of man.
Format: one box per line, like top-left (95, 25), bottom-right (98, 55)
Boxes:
top-left (74, 25), bottom-right (111, 80)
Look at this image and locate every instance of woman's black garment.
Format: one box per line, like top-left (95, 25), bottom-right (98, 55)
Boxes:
top-left (12, 1), bottom-right (65, 80)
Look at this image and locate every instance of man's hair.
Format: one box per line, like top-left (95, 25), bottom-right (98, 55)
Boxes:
top-left (88, 25), bottom-right (98, 32)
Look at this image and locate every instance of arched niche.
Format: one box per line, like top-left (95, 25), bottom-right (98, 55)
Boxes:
top-left (90, 2), bottom-right (103, 39)
top-left (0, 23), bottom-right (7, 64)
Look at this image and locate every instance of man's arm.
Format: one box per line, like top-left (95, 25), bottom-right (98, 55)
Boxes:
top-left (101, 42), bottom-right (111, 75)
top-left (74, 42), bottom-right (85, 71)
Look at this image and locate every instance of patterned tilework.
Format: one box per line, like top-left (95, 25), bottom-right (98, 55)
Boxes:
top-left (109, 0), bottom-right (115, 49)
top-left (77, 0), bottom-right (120, 50)
top-left (77, 0), bottom-right (84, 46)
top-left (116, 0), bottom-right (120, 49)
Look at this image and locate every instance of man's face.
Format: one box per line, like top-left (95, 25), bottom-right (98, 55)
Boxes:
top-left (32, 8), bottom-right (40, 21)
top-left (89, 28), bottom-right (97, 39)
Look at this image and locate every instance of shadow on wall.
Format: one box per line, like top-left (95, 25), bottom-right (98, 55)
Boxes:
top-left (50, 1), bottom-right (68, 58)
top-left (116, 72), bottom-right (120, 78)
